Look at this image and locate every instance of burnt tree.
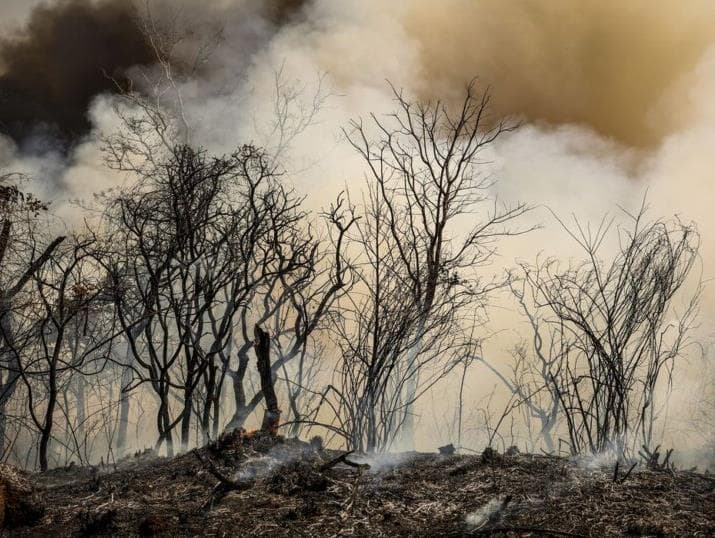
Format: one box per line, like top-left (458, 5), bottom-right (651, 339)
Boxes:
top-left (255, 325), bottom-right (280, 433)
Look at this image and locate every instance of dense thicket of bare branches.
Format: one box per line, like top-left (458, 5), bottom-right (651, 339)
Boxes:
top-left (303, 83), bottom-right (534, 453)
top-left (101, 142), bottom-right (349, 455)
top-left (503, 205), bottom-right (700, 458)
top-left (0, 177), bottom-right (66, 465)
top-left (0, 74), bottom-right (707, 469)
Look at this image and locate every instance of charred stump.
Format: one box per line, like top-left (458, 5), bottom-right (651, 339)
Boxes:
top-left (255, 324), bottom-right (281, 433)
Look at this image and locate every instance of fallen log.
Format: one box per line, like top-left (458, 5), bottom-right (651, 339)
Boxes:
top-left (319, 450), bottom-right (370, 472)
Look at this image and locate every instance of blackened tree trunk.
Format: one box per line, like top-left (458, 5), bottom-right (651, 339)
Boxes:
top-left (255, 325), bottom-right (280, 433)
top-left (38, 358), bottom-right (59, 471)
top-left (226, 345), bottom-right (251, 430)
top-left (180, 376), bottom-right (195, 450)
top-left (0, 304), bottom-right (20, 458)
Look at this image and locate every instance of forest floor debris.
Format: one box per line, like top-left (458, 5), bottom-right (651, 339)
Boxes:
top-left (5, 432), bottom-right (714, 536)
top-left (0, 464), bottom-right (44, 529)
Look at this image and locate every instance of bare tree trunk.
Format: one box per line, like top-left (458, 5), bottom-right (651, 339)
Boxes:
top-left (155, 382), bottom-right (174, 457)
top-left (0, 402), bottom-right (6, 459)
top-left (457, 360), bottom-right (469, 449)
top-left (400, 318), bottom-right (427, 450)
top-left (180, 381), bottom-right (194, 450)
top-left (0, 305), bottom-right (20, 458)
top-left (542, 428), bottom-right (555, 453)
top-left (366, 385), bottom-right (377, 453)
top-left (199, 362), bottom-right (217, 444)
top-left (39, 361), bottom-right (59, 471)
top-left (73, 374), bottom-right (86, 444)
top-left (116, 371), bottom-right (133, 453)
top-left (226, 349), bottom-right (251, 430)
top-left (255, 325), bottom-right (280, 433)
top-left (210, 362), bottom-right (227, 439)
top-left (211, 391), bottom-right (221, 439)
top-left (401, 362), bottom-right (419, 450)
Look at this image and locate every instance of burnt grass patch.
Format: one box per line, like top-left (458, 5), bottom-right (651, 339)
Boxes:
top-left (5, 432), bottom-right (714, 537)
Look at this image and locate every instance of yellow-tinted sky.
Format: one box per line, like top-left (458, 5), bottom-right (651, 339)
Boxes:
top-left (401, 0), bottom-right (715, 148)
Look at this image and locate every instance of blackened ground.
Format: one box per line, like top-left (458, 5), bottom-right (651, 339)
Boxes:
top-left (8, 432), bottom-right (715, 537)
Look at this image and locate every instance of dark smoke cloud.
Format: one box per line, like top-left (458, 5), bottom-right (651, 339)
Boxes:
top-left (264, 0), bottom-right (310, 26)
top-left (0, 0), bottom-right (312, 151)
top-left (0, 0), bottom-right (155, 149)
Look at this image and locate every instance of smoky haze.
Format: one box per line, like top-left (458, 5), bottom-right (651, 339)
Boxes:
top-left (3, 0), bottom-right (714, 149)
top-left (0, 0), bottom-right (712, 467)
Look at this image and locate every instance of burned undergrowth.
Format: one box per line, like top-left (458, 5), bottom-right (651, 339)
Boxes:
top-left (2, 431), bottom-right (712, 537)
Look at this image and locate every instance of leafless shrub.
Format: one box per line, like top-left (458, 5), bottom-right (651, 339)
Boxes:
top-left (512, 202), bottom-right (700, 457)
top-left (307, 81), bottom-right (533, 452)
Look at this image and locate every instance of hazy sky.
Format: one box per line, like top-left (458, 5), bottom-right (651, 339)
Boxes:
top-left (1, 0), bottom-right (714, 263)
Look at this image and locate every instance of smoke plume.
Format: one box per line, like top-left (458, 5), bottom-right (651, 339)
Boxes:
top-left (0, 0), bottom-right (309, 149)
top-left (297, 0), bottom-right (714, 148)
top-left (0, 0), bottom-right (155, 147)
top-left (7, 1), bottom-right (714, 148)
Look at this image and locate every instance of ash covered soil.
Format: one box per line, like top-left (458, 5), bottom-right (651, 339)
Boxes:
top-left (6, 431), bottom-right (715, 537)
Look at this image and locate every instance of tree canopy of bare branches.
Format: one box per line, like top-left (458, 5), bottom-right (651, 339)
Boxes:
top-left (513, 204), bottom-right (700, 457)
top-left (312, 81), bottom-right (533, 452)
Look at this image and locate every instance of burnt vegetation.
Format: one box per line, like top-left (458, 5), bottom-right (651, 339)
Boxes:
top-left (2, 435), bottom-right (714, 536)
top-left (0, 17), bottom-right (713, 534)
